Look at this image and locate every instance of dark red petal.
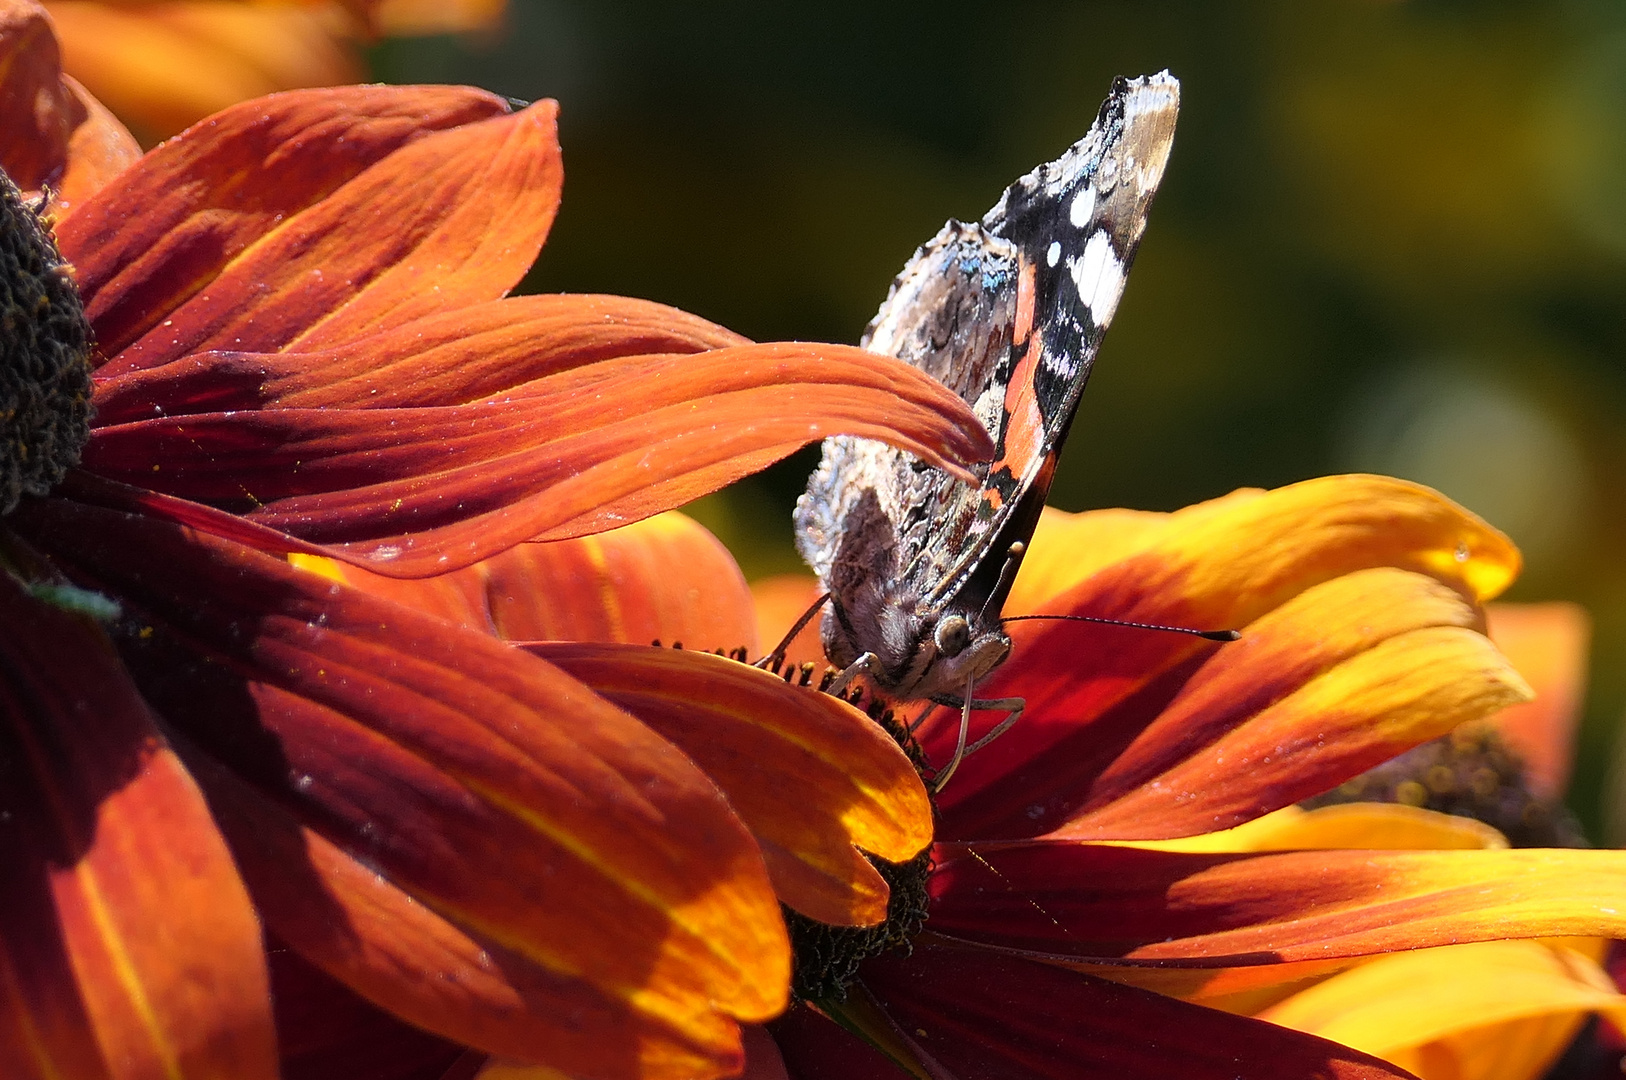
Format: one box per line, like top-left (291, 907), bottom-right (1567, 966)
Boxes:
top-left (772, 942), bottom-right (1418, 1079)
top-left (927, 842), bottom-right (1626, 965)
top-left (9, 498), bottom-right (790, 1075)
top-left (92, 295), bottom-right (751, 424)
top-left (0, 546), bottom-right (276, 1080)
top-left (56, 85), bottom-right (524, 368)
top-left (269, 941), bottom-right (471, 1080)
top-left (80, 343), bottom-right (993, 576)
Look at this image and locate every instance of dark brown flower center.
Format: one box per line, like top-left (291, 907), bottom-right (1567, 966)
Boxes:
top-left (749, 653), bottom-right (939, 1001)
top-left (0, 168), bottom-right (93, 516)
top-left (785, 846), bottom-right (934, 1003)
top-left (1304, 721), bottom-right (1587, 848)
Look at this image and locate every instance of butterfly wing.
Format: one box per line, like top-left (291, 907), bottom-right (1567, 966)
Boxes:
top-left (796, 73), bottom-right (1180, 663)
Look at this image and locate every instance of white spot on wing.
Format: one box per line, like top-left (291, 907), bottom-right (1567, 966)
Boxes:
top-left (1070, 230), bottom-right (1126, 327)
top-left (1069, 185), bottom-right (1096, 228)
top-left (1045, 240), bottom-right (1061, 267)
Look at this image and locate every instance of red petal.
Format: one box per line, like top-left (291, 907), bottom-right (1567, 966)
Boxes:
top-left (12, 498), bottom-right (791, 1074)
top-left (928, 842), bottom-right (1626, 965)
top-left (530, 643), bottom-right (933, 926)
top-left (56, 85), bottom-right (527, 368)
top-left (0, 553), bottom-right (275, 1079)
top-left (81, 343), bottom-right (993, 576)
top-left (301, 511), bottom-right (761, 653)
top-left (91, 294), bottom-right (750, 424)
top-left (776, 942), bottom-right (1417, 1079)
top-left (269, 941), bottom-right (470, 1080)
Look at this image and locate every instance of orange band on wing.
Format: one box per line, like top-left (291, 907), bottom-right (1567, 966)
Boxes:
top-left (993, 255), bottom-right (1046, 480)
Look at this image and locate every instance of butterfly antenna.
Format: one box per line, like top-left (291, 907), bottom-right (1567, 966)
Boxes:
top-left (754, 591), bottom-right (831, 671)
top-left (1002, 613), bottom-right (1240, 642)
top-left (976, 541), bottom-right (1029, 626)
top-left (933, 675), bottom-right (978, 793)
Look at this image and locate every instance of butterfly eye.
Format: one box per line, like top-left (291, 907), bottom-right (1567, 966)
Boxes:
top-left (934, 614), bottom-right (973, 657)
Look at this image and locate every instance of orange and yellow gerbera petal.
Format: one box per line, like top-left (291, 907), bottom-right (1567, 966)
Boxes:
top-left (933, 477), bottom-right (1524, 839)
top-left (8, 498), bottom-right (790, 1077)
top-left (1484, 601), bottom-right (1590, 800)
top-left (306, 515), bottom-right (932, 928)
top-left (929, 842), bottom-right (1626, 965)
top-left (1259, 941), bottom-right (1626, 1080)
top-left (531, 643), bottom-right (933, 927)
top-left (63, 89), bottom-right (557, 369)
top-left (0, 568), bottom-right (275, 1080)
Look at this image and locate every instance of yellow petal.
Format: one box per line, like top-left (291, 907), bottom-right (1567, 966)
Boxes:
top-left (1113, 802), bottom-right (1507, 853)
top-left (1258, 941), bottom-right (1626, 1080)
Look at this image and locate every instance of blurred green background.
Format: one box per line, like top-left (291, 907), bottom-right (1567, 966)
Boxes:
top-left (372, 0), bottom-right (1626, 839)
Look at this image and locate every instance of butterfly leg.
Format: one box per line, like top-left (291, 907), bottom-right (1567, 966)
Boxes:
top-left (753, 591), bottom-right (831, 671)
top-left (824, 651), bottom-right (883, 697)
top-left (926, 688), bottom-right (1026, 792)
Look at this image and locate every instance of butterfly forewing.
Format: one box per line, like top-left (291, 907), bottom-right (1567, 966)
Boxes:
top-left (795, 72), bottom-right (1180, 700)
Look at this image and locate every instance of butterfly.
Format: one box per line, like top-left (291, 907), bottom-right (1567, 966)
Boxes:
top-left (788, 72), bottom-right (1186, 789)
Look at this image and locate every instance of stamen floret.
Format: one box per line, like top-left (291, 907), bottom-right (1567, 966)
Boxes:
top-left (0, 170), bottom-right (93, 515)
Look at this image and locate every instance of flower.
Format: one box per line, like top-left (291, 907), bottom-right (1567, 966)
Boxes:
top-left (735, 477), bottom-right (1626, 1079)
top-left (0, 18), bottom-right (994, 1079)
top-left (326, 476), bottom-right (1626, 1077)
top-left (39, 0), bottom-right (506, 140)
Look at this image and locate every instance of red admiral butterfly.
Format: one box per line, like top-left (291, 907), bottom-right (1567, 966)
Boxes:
top-left (790, 72), bottom-right (1185, 788)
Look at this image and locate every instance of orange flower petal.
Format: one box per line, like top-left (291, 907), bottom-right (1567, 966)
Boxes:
top-left (0, 569), bottom-right (275, 1079)
top-left (1115, 802), bottom-right (1508, 853)
top-left (56, 83), bottom-right (520, 364)
top-left (1047, 569), bottom-right (1531, 840)
top-left (1258, 941), bottom-right (1626, 1079)
top-left (750, 573), bottom-right (826, 671)
top-left (300, 512), bottom-right (760, 653)
top-left (83, 343), bottom-right (993, 576)
top-left (1485, 601), bottom-right (1590, 800)
top-left (53, 76), bottom-right (141, 212)
top-left (46, 1), bottom-right (360, 139)
top-left (0, 0), bottom-right (137, 208)
top-left (0, 0), bottom-right (78, 188)
top-left (191, 750), bottom-right (753, 1079)
top-left (94, 295), bottom-right (751, 422)
top-left (11, 497), bottom-right (792, 1074)
top-left (372, 0), bottom-right (504, 35)
top-left (932, 477), bottom-right (1521, 838)
top-left (929, 842), bottom-right (1626, 966)
top-left (531, 643), bottom-right (934, 926)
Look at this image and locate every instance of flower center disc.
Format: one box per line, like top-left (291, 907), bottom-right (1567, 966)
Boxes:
top-left (786, 846), bottom-right (934, 1003)
top-left (0, 170), bottom-right (93, 515)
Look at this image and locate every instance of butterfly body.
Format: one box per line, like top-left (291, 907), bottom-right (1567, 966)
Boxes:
top-left (794, 73), bottom-right (1180, 772)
